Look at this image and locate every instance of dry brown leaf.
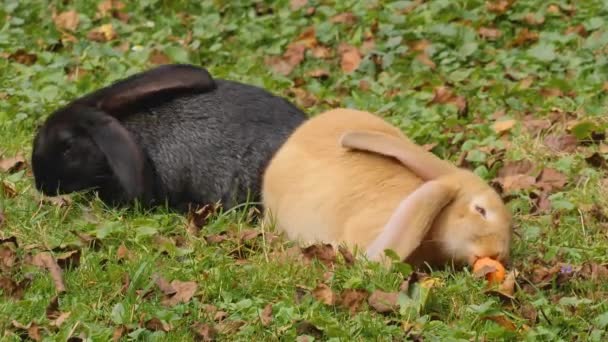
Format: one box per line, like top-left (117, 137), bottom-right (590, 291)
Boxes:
top-left (311, 46), bottom-right (332, 59)
top-left (290, 0), bottom-right (308, 11)
top-left (536, 168), bottom-right (567, 193)
top-left (112, 325), bottom-right (128, 341)
top-left (260, 303), bottom-right (273, 326)
top-left (544, 134), bottom-right (577, 153)
top-left (295, 321), bottom-right (323, 339)
top-left (0, 154), bottom-right (26, 173)
top-left (149, 50), bottom-right (172, 65)
top-left (2, 180), bottom-right (17, 198)
top-left (216, 320), bottom-right (245, 334)
top-left (186, 203), bottom-right (218, 235)
top-left (429, 86), bottom-right (468, 116)
top-left (312, 283), bottom-right (336, 305)
top-left (153, 273), bottom-right (176, 295)
top-left (301, 243), bottom-right (336, 267)
top-left (339, 289), bottom-right (369, 314)
top-left (11, 320), bottom-right (42, 341)
top-left (293, 26), bottom-right (317, 49)
top-left (70, 231), bottom-right (101, 249)
top-left (522, 115), bottom-right (551, 135)
top-left (306, 68), bottom-right (329, 79)
top-left (53, 10), bottom-right (80, 31)
top-left (214, 310), bottom-right (228, 322)
top-left (30, 252), bottom-right (66, 293)
top-left (88, 24), bottom-right (116, 42)
top-left (116, 243), bottom-right (130, 261)
top-left (500, 174), bottom-right (537, 192)
top-left (338, 43), bottom-right (361, 73)
top-left (289, 87), bottom-right (317, 108)
top-left (338, 245), bottom-right (355, 266)
top-left (511, 28), bottom-right (539, 47)
top-left (330, 12), bottom-right (357, 25)
top-left (487, 0), bottom-right (513, 14)
top-left (40, 194), bottom-right (73, 208)
top-left (192, 322), bottom-right (217, 341)
top-left (484, 315), bottom-right (516, 331)
top-left (161, 280), bottom-right (197, 306)
top-left (0, 276), bottom-right (28, 299)
top-left (492, 119), bottom-right (516, 134)
top-left (540, 88), bottom-right (564, 98)
top-left (239, 229), bottom-right (261, 243)
top-left (50, 311), bottom-right (71, 328)
top-left (523, 13), bottom-right (545, 26)
top-left (98, 0), bottom-right (125, 16)
top-left (565, 25), bottom-right (588, 37)
top-left (145, 318), bottom-right (172, 332)
top-left (67, 67), bottom-right (89, 81)
top-left (478, 27), bottom-right (502, 40)
top-left (55, 249), bottom-right (81, 269)
top-left (204, 233), bottom-right (227, 244)
top-left (368, 290), bottom-right (399, 313)
top-left (8, 50), bottom-right (37, 65)
top-left (266, 44), bottom-right (306, 76)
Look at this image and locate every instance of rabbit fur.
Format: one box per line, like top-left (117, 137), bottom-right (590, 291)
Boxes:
top-left (262, 108), bottom-right (512, 268)
top-left (32, 64), bottom-right (307, 211)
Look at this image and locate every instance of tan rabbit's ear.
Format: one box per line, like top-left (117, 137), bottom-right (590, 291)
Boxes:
top-left (366, 179), bottom-right (457, 262)
top-left (340, 130), bottom-right (458, 180)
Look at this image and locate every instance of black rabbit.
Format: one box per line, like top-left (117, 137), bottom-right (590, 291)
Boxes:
top-left (32, 64), bottom-right (307, 211)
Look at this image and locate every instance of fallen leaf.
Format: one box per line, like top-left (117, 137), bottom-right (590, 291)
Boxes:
top-left (330, 12), bottom-right (357, 25)
top-left (289, 87), bottom-right (317, 108)
top-left (295, 321), bottom-right (323, 339)
top-left (216, 320), bottom-right (245, 334)
top-left (116, 243), bottom-right (130, 261)
top-left (192, 322), bottom-right (217, 341)
top-left (50, 311), bottom-right (71, 328)
top-left (301, 243), bottom-right (336, 267)
top-left (98, 0), bottom-right (125, 16)
top-left (145, 318), bottom-right (171, 332)
top-left (540, 88), bottom-right (564, 98)
top-left (266, 44), bottom-right (306, 76)
top-left (579, 262), bottom-right (608, 280)
top-left (2, 180), bottom-right (17, 198)
top-left (368, 290), bottom-right (399, 313)
top-left (484, 315), bottom-right (516, 331)
top-left (214, 310), bottom-right (228, 322)
top-left (55, 249), bottom-right (81, 269)
top-left (0, 276), bottom-right (28, 299)
top-left (161, 280), bottom-right (197, 306)
top-left (204, 233), bottom-right (227, 244)
top-left (536, 168), bottom-right (567, 193)
top-left (339, 289), bottom-right (369, 314)
top-left (11, 320), bottom-right (42, 341)
top-left (30, 252), bottom-right (66, 293)
top-left (70, 231), bottom-right (101, 249)
top-left (511, 28), bottom-right (539, 47)
top-left (492, 119), bottom-right (517, 134)
top-left (293, 26), bottom-right (317, 49)
top-left (0, 154), bottom-right (26, 173)
top-left (544, 134), bottom-right (578, 153)
top-left (149, 50), bottom-right (172, 65)
top-left (338, 43), bottom-right (361, 73)
top-left (306, 68), bottom-right (329, 79)
top-left (153, 273), bottom-right (176, 295)
top-left (8, 50), bottom-right (37, 65)
top-left (311, 46), bottom-right (332, 59)
top-left (239, 229), bottom-right (261, 243)
top-left (40, 194), bottom-right (73, 208)
top-left (112, 325), bottom-right (128, 341)
top-left (88, 24), bottom-right (116, 42)
top-left (487, 0), bottom-right (513, 14)
top-left (478, 27), bottom-right (502, 40)
top-left (338, 245), bottom-right (355, 266)
top-left (290, 0), bottom-right (308, 11)
top-left (312, 283), bottom-right (336, 305)
top-left (53, 10), bottom-right (79, 31)
top-left (522, 115), bottom-right (551, 135)
top-left (66, 67), bottom-right (90, 81)
top-left (46, 296), bottom-right (65, 324)
top-left (565, 25), bottom-right (588, 37)
top-left (429, 86), bottom-right (468, 116)
top-left (260, 303), bottom-right (273, 326)
top-left (523, 13), bottom-right (545, 26)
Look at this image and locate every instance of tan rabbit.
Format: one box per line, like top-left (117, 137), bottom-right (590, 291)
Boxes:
top-left (262, 108), bottom-right (512, 268)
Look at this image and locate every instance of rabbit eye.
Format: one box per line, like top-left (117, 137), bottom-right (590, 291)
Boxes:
top-left (475, 205), bottom-right (486, 218)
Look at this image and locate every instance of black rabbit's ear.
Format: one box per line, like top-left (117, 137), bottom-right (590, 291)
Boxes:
top-left (76, 64), bottom-right (216, 118)
top-left (79, 106), bottom-right (146, 200)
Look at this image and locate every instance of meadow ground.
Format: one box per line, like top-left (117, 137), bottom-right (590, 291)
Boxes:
top-left (1, 0), bottom-right (608, 340)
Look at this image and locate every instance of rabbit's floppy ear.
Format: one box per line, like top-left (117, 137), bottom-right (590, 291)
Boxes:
top-left (77, 105), bottom-right (146, 200)
top-left (340, 130), bottom-right (459, 180)
top-left (366, 179), bottom-right (458, 262)
top-left (76, 64), bottom-right (216, 118)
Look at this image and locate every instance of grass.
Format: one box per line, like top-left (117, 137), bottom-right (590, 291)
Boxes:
top-left (1, 0), bottom-right (608, 340)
